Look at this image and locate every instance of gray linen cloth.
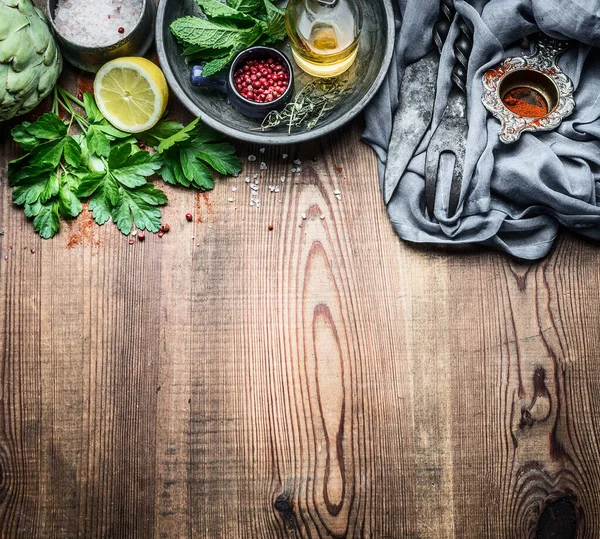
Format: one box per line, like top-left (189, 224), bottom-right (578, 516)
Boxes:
top-left (363, 0), bottom-right (600, 259)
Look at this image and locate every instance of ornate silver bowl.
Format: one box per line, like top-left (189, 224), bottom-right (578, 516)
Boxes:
top-left (482, 35), bottom-right (575, 144)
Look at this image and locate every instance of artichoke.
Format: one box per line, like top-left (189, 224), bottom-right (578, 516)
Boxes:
top-left (0, 0), bottom-right (62, 121)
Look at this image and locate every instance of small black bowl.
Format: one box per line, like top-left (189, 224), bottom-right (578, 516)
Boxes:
top-left (191, 46), bottom-right (294, 119)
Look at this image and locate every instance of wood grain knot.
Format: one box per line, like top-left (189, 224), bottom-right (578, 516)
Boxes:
top-left (536, 497), bottom-right (577, 539)
top-left (274, 495), bottom-right (298, 530)
top-left (520, 367), bottom-right (551, 429)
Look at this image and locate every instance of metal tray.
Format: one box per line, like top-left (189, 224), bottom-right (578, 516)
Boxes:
top-left (155, 0), bottom-right (394, 145)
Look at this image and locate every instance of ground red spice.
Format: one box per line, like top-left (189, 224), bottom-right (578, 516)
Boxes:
top-left (66, 206), bottom-right (101, 248)
top-left (503, 87), bottom-right (548, 117)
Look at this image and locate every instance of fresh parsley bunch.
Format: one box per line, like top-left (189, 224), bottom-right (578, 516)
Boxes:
top-left (8, 87), bottom-right (242, 239)
top-left (171, 0), bottom-right (286, 77)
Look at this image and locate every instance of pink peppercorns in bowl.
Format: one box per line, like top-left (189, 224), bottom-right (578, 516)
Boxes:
top-left (190, 46), bottom-right (294, 119)
top-left (232, 56), bottom-right (290, 104)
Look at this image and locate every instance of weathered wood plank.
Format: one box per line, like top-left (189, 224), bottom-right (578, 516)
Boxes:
top-left (0, 42), bottom-right (600, 539)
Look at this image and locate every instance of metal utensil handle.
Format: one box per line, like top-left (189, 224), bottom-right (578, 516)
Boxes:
top-left (451, 16), bottom-right (473, 94)
top-left (433, 0), bottom-right (456, 54)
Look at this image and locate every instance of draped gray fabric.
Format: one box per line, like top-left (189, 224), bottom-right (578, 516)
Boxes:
top-left (363, 0), bottom-right (600, 259)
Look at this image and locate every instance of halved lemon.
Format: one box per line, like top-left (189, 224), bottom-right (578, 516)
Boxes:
top-left (93, 57), bottom-right (169, 133)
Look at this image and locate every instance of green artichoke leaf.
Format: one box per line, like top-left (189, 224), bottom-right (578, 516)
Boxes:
top-left (0, 0), bottom-right (62, 121)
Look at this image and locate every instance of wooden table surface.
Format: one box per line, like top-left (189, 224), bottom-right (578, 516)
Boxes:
top-left (1, 39), bottom-right (600, 539)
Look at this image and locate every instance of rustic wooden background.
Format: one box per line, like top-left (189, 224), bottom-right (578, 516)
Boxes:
top-left (1, 9), bottom-right (600, 539)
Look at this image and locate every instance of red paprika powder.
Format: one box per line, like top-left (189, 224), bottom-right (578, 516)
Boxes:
top-left (503, 87), bottom-right (548, 117)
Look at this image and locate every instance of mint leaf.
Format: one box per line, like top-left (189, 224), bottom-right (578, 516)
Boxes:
top-left (111, 184), bottom-right (168, 234)
top-left (226, 0), bottom-right (262, 15)
top-left (194, 0), bottom-right (256, 22)
top-left (202, 47), bottom-right (245, 77)
top-left (261, 0), bottom-right (286, 43)
top-left (170, 17), bottom-right (261, 51)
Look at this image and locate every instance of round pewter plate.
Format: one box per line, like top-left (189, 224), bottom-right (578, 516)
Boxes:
top-left (156, 0), bottom-right (395, 145)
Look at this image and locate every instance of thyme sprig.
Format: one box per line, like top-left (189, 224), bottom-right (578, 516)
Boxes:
top-left (258, 78), bottom-right (353, 134)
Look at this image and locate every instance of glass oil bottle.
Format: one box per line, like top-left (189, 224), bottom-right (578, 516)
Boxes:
top-left (285, 0), bottom-right (363, 78)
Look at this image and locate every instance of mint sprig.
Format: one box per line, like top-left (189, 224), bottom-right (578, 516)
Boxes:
top-left (171, 0), bottom-right (286, 77)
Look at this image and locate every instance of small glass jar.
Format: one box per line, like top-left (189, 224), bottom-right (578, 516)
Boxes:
top-left (285, 0), bottom-right (363, 78)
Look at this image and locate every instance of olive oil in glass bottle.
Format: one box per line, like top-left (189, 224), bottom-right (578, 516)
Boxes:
top-left (285, 0), bottom-right (363, 78)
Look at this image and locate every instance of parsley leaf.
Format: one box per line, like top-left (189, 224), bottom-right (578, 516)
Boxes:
top-left (78, 144), bottom-right (163, 228)
top-left (9, 89), bottom-right (241, 239)
top-left (157, 118), bottom-right (200, 153)
top-left (33, 203), bottom-right (61, 239)
top-left (111, 184), bottom-right (168, 235)
top-left (149, 120), bottom-right (241, 190)
top-left (11, 167), bottom-right (84, 238)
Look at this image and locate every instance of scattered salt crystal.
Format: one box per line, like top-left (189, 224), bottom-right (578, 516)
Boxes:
top-left (301, 213), bottom-right (307, 220)
top-left (250, 201), bottom-right (255, 207)
top-left (336, 194), bottom-right (342, 201)
top-left (253, 173), bottom-right (258, 179)
top-left (245, 177), bottom-right (251, 183)
top-left (296, 167), bottom-right (303, 173)
top-left (269, 186), bottom-right (276, 192)
top-left (231, 187), bottom-right (237, 192)
top-left (228, 197), bottom-right (234, 202)
top-left (282, 154), bottom-right (288, 159)
top-left (291, 168), bottom-right (297, 173)
top-left (248, 155), bottom-right (257, 162)
top-left (250, 184), bottom-right (258, 191)
top-left (320, 214), bottom-right (325, 220)
top-left (334, 189), bottom-right (341, 195)
top-left (274, 187), bottom-right (280, 193)
top-left (280, 176), bottom-right (286, 183)
top-left (54, 0), bottom-right (143, 48)
top-left (293, 159), bottom-right (302, 165)
top-left (259, 148), bottom-right (266, 153)
top-left (259, 162), bottom-right (267, 171)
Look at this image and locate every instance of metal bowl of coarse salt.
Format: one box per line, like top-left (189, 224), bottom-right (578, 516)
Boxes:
top-left (47, 0), bottom-right (156, 73)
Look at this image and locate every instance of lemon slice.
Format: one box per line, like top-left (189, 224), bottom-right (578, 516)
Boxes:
top-left (94, 57), bottom-right (169, 133)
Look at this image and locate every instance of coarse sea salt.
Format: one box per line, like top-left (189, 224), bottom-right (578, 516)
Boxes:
top-left (54, 0), bottom-right (144, 48)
